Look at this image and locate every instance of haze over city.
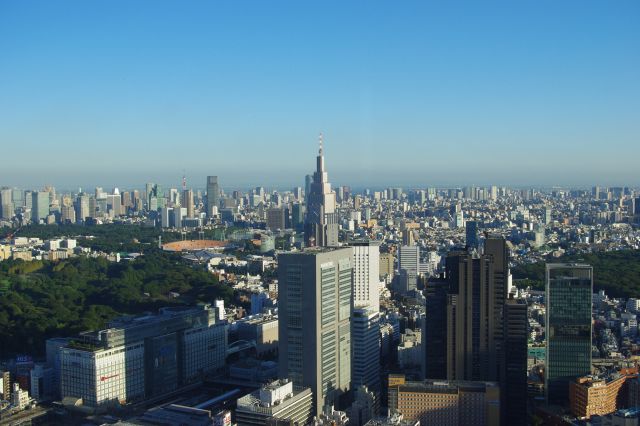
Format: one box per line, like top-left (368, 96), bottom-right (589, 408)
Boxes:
top-left (2, 1), bottom-right (640, 188)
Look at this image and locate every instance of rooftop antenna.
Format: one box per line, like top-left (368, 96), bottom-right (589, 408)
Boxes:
top-left (318, 132), bottom-right (324, 155)
top-left (182, 170), bottom-right (187, 192)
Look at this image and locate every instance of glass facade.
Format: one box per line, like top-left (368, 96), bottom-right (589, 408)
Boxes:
top-left (545, 263), bottom-right (593, 403)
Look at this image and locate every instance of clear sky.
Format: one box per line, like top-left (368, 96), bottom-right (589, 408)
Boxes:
top-left (1, 1), bottom-right (639, 190)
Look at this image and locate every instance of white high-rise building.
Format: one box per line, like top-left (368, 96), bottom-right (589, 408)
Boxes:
top-left (350, 241), bottom-right (382, 414)
top-left (352, 307), bottom-right (381, 392)
top-left (161, 207), bottom-right (172, 228)
top-left (351, 241), bottom-right (381, 312)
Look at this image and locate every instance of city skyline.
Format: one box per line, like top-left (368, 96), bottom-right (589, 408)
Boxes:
top-left (2, 2), bottom-right (640, 424)
top-left (2, 1), bottom-right (640, 187)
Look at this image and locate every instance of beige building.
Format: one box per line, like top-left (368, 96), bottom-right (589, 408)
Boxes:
top-left (237, 314), bottom-right (278, 356)
top-left (379, 253), bottom-right (394, 279)
top-left (388, 375), bottom-right (500, 426)
top-left (235, 379), bottom-right (313, 426)
top-left (11, 250), bottom-right (33, 261)
top-left (0, 245), bottom-right (10, 261)
top-left (570, 368), bottom-right (637, 419)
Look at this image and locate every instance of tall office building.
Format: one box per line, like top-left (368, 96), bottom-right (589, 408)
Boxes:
top-left (634, 197), bottom-right (640, 216)
top-left (503, 297), bottom-right (528, 425)
top-left (206, 176), bottom-right (220, 218)
top-left (445, 238), bottom-right (508, 381)
top-left (351, 241), bottom-right (381, 312)
top-left (350, 240), bottom-right (382, 406)
top-left (183, 189), bottom-right (195, 218)
top-left (60, 204), bottom-right (76, 223)
top-left (304, 174), bottom-right (312, 205)
top-left (397, 245), bottom-right (419, 275)
top-left (145, 183), bottom-right (154, 208)
top-left (465, 220), bottom-right (478, 249)
top-left (291, 203), bottom-right (305, 231)
top-left (0, 188), bottom-right (13, 219)
top-left (543, 206), bottom-right (553, 225)
top-left (423, 278), bottom-right (449, 380)
top-left (266, 207), bottom-right (287, 231)
top-left (31, 191), bottom-right (50, 223)
top-left (397, 269), bottom-right (417, 294)
top-left (278, 248), bottom-right (352, 415)
top-left (304, 136), bottom-right (339, 247)
top-left (106, 194), bottom-right (122, 217)
top-left (490, 185), bottom-right (498, 201)
top-left (426, 238), bottom-right (526, 420)
top-left (545, 263), bottom-right (593, 404)
top-left (351, 307), bottom-right (381, 393)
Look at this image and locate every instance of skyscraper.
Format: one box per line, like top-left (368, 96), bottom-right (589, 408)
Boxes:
top-left (397, 245), bottom-right (419, 275)
top-left (423, 277), bottom-right (449, 380)
top-left (31, 191), bottom-right (50, 223)
top-left (351, 241), bottom-right (381, 312)
top-left (545, 263), bottom-right (593, 404)
top-left (544, 206), bottom-right (553, 225)
top-left (305, 174), bottom-right (312, 205)
top-left (278, 248), bottom-right (352, 415)
top-left (504, 297), bottom-right (528, 425)
top-left (0, 188), bottom-right (13, 220)
top-left (304, 135), bottom-right (339, 247)
top-left (206, 176), bottom-right (220, 218)
top-left (350, 241), bottom-right (382, 405)
top-left (465, 220), bottom-right (478, 249)
top-left (352, 307), bottom-right (381, 392)
top-left (266, 206), bottom-right (286, 231)
top-left (291, 203), bottom-right (305, 232)
top-left (446, 248), bottom-right (502, 381)
top-left (183, 189), bottom-right (194, 218)
top-left (435, 238), bottom-right (525, 420)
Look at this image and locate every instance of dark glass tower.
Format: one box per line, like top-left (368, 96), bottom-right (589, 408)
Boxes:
top-left (465, 220), bottom-right (479, 249)
top-left (445, 238), bottom-right (507, 381)
top-left (545, 263), bottom-right (593, 404)
top-left (206, 176), bottom-right (219, 218)
top-left (504, 297), bottom-right (528, 424)
top-left (423, 277), bottom-right (449, 379)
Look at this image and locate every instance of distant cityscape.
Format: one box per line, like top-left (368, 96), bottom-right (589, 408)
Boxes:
top-left (0, 140), bottom-right (639, 426)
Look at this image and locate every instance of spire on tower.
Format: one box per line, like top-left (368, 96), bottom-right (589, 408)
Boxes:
top-left (318, 132), bottom-right (324, 156)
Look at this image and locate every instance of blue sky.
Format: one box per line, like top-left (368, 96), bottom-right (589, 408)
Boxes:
top-left (1, 1), bottom-right (639, 190)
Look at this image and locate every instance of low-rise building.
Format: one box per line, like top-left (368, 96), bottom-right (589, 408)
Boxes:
top-left (237, 313), bottom-right (278, 356)
top-left (60, 305), bottom-right (226, 409)
top-left (388, 375), bottom-right (500, 426)
top-left (235, 379), bottom-right (313, 426)
top-left (570, 368), bottom-right (638, 419)
top-left (11, 382), bottom-right (30, 410)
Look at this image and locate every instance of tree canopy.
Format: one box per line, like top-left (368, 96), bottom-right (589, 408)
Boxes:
top-left (0, 252), bottom-right (232, 358)
top-left (512, 249), bottom-right (640, 299)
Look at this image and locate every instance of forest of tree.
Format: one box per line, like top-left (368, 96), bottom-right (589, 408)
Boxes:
top-left (511, 249), bottom-right (640, 299)
top-left (0, 252), bottom-right (233, 358)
